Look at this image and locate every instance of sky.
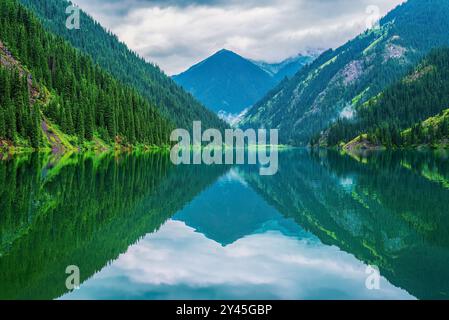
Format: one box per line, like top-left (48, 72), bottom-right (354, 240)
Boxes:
top-left (72, 0), bottom-right (405, 75)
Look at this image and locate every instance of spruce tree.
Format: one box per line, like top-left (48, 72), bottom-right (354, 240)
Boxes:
top-left (0, 109), bottom-right (6, 138)
top-left (29, 106), bottom-right (40, 148)
top-left (5, 102), bottom-right (16, 141)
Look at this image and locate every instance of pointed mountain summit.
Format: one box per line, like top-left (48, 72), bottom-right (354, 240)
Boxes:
top-left (173, 49), bottom-right (315, 117)
top-left (173, 49), bottom-right (276, 115)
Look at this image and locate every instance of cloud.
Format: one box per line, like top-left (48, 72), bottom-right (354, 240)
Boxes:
top-left (72, 0), bottom-right (405, 75)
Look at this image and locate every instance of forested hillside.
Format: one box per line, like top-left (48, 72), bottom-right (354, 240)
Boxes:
top-left (321, 48), bottom-right (449, 149)
top-left (0, 61), bottom-right (41, 148)
top-left (19, 0), bottom-right (227, 132)
top-left (0, 0), bottom-right (172, 149)
top-left (240, 0), bottom-right (449, 146)
top-left (401, 109), bottom-right (449, 147)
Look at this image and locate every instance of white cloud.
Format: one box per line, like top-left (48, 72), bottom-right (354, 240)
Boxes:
top-left (72, 0), bottom-right (405, 74)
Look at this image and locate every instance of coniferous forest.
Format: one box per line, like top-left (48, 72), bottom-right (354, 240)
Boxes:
top-left (0, 67), bottom-right (41, 147)
top-left (0, 0), bottom-right (173, 149)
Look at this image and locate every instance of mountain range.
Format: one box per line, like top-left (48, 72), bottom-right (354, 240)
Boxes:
top-left (240, 0), bottom-right (449, 146)
top-left (173, 49), bottom-right (316, 118)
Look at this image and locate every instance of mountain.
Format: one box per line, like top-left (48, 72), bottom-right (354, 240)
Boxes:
top-left (18, 0), bottom-right (227, 132)
top-left (173, 49), bottom-right (314, 117)
top-left (173, 49), bottom-right (276, 116)
top-left (240, 0), bottom-right (449, 146)
top-left (321, 48), bottom-right (449, 150)
top-left (1, 0), bottom-right (172, 150)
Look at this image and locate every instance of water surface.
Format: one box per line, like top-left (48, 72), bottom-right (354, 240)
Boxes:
top-left (1, 150), bottom-right (449, 300)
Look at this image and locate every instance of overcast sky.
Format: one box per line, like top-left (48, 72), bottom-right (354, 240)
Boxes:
top-left (72, 0), bottom-right (405, 75)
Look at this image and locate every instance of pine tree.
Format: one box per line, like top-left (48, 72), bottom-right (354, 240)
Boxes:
top-left (6, 105), bottom-right (15, 141)
top-left (0, 109), bottom-right (6, 138)
top-left (46, 99), bottom-right (59, 121)
top-left (76, 107), bottom-right (85, 141)
top-left (29, 106), bottom-right (41, 148)
top-left (84, 108), bottom-right (94, 141)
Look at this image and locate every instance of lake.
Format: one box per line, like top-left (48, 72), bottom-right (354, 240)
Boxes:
top-left (1, 149), bottom-right (449, 300)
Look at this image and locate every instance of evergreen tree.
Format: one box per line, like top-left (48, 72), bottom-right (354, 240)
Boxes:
top-left (29, 105), bottom-right (40, 148)
top-left (5, 102), bottom-right (16, 141)
top-left (0, 109), bottom-right (6, 138)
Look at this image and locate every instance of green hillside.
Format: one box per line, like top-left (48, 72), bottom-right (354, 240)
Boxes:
top-left (0, 0), bottom-right (172, 150)
top-left (401, 109), bottom-right (449, 148)
top-left (322, 48), bottom-right (449, 149)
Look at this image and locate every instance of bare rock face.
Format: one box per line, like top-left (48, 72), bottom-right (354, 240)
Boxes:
top-left (384, 43), bottom-right (407, 62)
top-left (343, 135), bottom-right (385, 153)
top-left (0, 40), bottom-right (17, 68)
top-left (341, 60), bottom-right (364, 85)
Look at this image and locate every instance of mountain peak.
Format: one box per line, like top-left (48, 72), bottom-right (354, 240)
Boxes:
top-left (173, 49), bottom-right (277, 115)
top-left (210, 48), bottom-right (244, 61)
top-left (173, 48), bottom-right (315, 116)
top-left (216, 48), bottom-right (234, 55)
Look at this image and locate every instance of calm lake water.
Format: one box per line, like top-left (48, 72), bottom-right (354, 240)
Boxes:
top-left (1, 149), bottom-right (449, 300)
